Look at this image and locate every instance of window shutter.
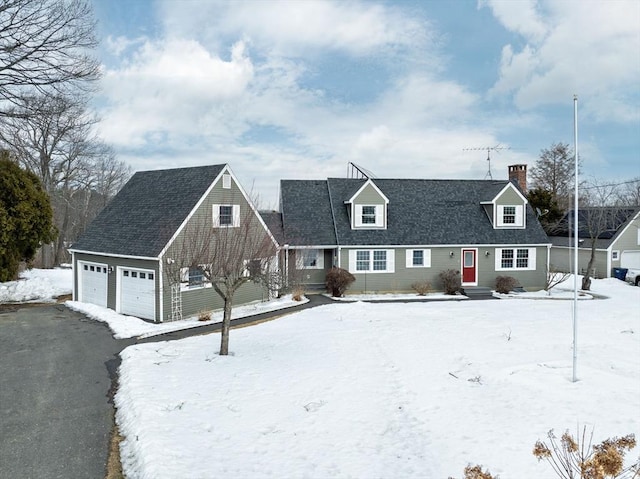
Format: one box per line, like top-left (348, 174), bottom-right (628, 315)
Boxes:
top-left (180, 267), bottom-right (189, 282)
top-left (515, 205), bottom-right (524, 226)
top-left (348, 250), bottom-right (358, 273)
top-left (424, 249), bottom-right (431, 267)
top-left (354, 205), bottom-right (363, 227)
top-left (528, 248), bottom-right (536, 270)
top-left (496, 206), bottom-right (505, 227)
top-left (212, 204), bottom-right (220, 227)
top-left (232, 205), bottom-right (240, 227)
top-left (386, 250), bottom-right (395, 273)
top-left (405, 249), bottom-right (414, 268)
top-left (494, 248), bottom-right (502, 270)
top-left (375, 205), bottom-right (384, 227)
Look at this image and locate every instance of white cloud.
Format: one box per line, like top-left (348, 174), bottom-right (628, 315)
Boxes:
top-left (478, 0), bottom-right (548, 41)
top-left (99, 39), bottom-right (254, 146)
top-left (485, 0), bottom-right (640, 123)
top-left (158, 0), bottom-right (431, 58)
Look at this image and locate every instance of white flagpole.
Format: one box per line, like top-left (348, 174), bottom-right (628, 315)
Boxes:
top-left (572, 95), bottom-right (579, 383)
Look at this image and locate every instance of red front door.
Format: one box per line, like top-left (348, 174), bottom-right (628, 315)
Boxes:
top-left (462, 249), bottom-right (477, 284)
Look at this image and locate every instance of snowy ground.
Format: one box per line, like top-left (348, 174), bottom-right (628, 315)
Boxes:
top-left (115, 277), bottom-right (640, 479)
top-left (0, 267), bottom-right (72, 303)
top-left (66, 296), bottom-right (309, 339)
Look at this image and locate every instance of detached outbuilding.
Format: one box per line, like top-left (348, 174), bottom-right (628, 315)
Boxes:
top-left (69, 164), bottom-right (277, 322)
top-left (549, 207), bottom-right (640, 278)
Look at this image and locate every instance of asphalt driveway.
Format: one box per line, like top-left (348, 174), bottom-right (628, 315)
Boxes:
top-left (0, 304), bottom-right (121, 479)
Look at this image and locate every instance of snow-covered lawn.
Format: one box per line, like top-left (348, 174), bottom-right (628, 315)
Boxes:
top-left (0, 267), bottom-right (72, 303)
top-left (115, 278), bottom-right (640, 479)
top-left (66, 295), bottom-right (309, 339)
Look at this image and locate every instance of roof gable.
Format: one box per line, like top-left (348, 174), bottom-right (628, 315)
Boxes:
top-left (346, 179), bottom-right (389, 205)
top-left (550, 206), bottom-right (640, 244)
top-left (70, 164), bottom-right (226, 258)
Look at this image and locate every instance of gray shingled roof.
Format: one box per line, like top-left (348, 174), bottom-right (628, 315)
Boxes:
top-left (259, 211), bottom-right (285, 245)
top-left (280, 178), bottom-right (549, 246)
top-left (548, 207), bottom-right (639, 249)
top-left (281, 180), bottom-right (338, 246)
top-left (70, 164), bottom-right (225, 257)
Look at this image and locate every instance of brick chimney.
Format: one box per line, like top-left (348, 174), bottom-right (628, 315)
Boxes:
top-left (508, 164), bottom-right (527, 193)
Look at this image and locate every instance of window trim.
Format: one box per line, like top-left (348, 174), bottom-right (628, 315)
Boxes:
top-left (611, 250), bottom-right (619, 261)
top-left (212, 204), bottom-right (240, 228)
top-left (496, 205), bottom-right (525, 228)
top-left (179, 266), bottom-right (212, 291)
top-left (353, 204), bottom-right (385, 229)
top-left (495, 247), bottom-right (537, 271)
top-left (348, 249), bottom-right (395, 273)
top-left (405, 249), bottom-right (431, 268)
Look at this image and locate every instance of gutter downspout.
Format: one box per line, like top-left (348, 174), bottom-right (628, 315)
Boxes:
top-left (326, 180), bottom-right (341, 268)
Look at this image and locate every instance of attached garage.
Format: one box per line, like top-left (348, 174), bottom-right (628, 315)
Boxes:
top-left (78, 262), bottom-right (108, 307)
top-left (119, 268), bottom-right (156, 320)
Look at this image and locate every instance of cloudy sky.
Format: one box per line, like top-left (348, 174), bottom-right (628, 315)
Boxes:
top-left (91, 0), bottom-right (640, 207)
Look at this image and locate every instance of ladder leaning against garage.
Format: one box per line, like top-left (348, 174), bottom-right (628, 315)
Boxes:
top-left (171, 283), bottom-right (182, 321)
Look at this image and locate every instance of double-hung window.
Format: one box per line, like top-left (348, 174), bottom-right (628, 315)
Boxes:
top-left (496, 205), bottom-right (524, 227)
top-left (406, 249), bottom-right (431, 268)
top-left (180, 265), bottom-right (209, 290)
top-left (362, 206), bottom-right (376, 225)
top-left (495, 248), bottom-right (536, 271)
top-left (354, 204), bottom-right (384, 228)
top-left (356, 251), bottom-right (370, 271)
top-left (350, 249), bottom-right (395, 273)
top-left (213, 204), bottom-right (239, 227)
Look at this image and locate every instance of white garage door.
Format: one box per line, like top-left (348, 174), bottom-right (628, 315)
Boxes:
top-left (120, 268), bottom-right (156, 320)
top-left (79, 262), bottom-right (108, 307)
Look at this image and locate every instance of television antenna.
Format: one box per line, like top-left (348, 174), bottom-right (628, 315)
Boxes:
top-left (462, 145), bottom-right (511, 179)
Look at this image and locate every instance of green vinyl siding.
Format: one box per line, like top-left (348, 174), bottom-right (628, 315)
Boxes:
top-left (340, 246), bottom-right (548, 293)
top-left (176, 280), bottom-right (268, 320)
top-left (162, 169), bottom-right (274, 321)
top-left (353, 183), bottom-right (386, 205)
top-left (494, 185), bottom-right (524, 206)
top-left (73, 253), bottom-right (160, 319)
top-left (288, 249), bottom-right (333, 289)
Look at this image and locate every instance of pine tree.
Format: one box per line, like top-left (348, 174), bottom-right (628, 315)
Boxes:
top-left (0, 152), bottom-right (56, 281)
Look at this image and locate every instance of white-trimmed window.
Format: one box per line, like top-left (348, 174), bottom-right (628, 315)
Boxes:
top-left (297, 249), bottom-right (324, 269)
top-left (222, 173), bottom-right (231, 189)
top-left (406, 249), bottom-right (431, 268)
top-left (212, 204), bottom-right (240, 227)
top-left (495, 248), bottom-right (536, 271)
top-left (496, 205), bottom-right (524, 227)
top-left (354, 204), bottom-right (384, 228)
top-left (611, 250), bottom-right (619, 261)
top-left (349, 249), bottom-right (395, 273)
top-left (180, 266), bottom-right (210, 290)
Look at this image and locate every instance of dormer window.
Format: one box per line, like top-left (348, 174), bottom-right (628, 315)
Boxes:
top-left (502, 206), bottom-right (516, 224)
top-left (354, 204), bottom-right (384, 228)
top-left (362, 206), bottom-right (376, 224)
top-left (496, 205), bottom-right (524, 227)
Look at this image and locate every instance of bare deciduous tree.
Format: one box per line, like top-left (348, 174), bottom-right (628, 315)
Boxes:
top-left (579, 179), bottom-right (630, 290)
top-left (0, 93), bottom-right (130, 265)
top-left (166, 199), bottom-right (278, 355)
top-left (0, 0), bottom-right (100, 113)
